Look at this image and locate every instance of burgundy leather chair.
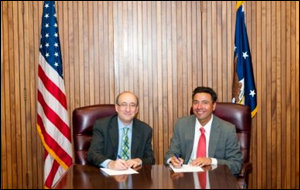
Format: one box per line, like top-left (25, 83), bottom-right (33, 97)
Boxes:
top-left (72, 104), bottom-right (116, 165)
top-left (191, 102), bottom-right (252, 189)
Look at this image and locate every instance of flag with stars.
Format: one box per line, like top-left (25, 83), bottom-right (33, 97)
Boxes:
top-left (37, 1), bottom-right (73, 188)
top-left (232, 1), bottom-right (257, 118)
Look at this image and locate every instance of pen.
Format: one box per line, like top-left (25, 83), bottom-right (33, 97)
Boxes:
top-left (117, 155), bottom-right (129, 169)
top-left (174, 153), bottom-right (183, 166)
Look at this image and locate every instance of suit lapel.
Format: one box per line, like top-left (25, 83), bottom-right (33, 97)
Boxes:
top-left (208, 115), bottom-right (221, 157)
top-left (185, 116), bottom-right (197, 161)
top-left (131, 119), bottom-right (140, 157)
top-left (109, 116), bottom-right (119, 153)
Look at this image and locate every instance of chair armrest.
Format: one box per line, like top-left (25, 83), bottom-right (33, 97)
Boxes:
top-left (239, 162), bottom-right (252, 177)
top-left (237, 162), bottom-right (252, 189)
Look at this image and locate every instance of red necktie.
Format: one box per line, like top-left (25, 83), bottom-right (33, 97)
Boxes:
top-left (197, 128), bottom-right (206, 189)
top-left (196, 127), bottom-right (206, 158)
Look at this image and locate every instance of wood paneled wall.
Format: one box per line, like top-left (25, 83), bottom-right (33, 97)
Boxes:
top-left (1, 1), bottom-right (299, 189)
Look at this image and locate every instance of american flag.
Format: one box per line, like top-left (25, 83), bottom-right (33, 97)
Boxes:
top-left (37, 1), bottom-right (73, 188)
top-left (232, 1), bottom-right (257, 118)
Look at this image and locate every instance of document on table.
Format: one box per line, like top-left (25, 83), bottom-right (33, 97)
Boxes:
top-left (170, 164), bottom-right (204, 173)
top-left (100, 167), bottom-right (139, 176)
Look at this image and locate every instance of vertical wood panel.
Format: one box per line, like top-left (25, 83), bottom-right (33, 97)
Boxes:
top-left (2, 1), bottom-right (8, 188)
top-left (271, 2), bottom-right (277, 188)
top-left (171, 1), bottom-right (177, 148)
top-left (276, 2), bottom-right (283, 188)
top-left (68, 1), bottom-right (75, 118)
top-left (147, 1), bottom-right (154, 133)
top-left (290, 3), bottom-right (296, 188)
top-left (296, 2), bottom-right (299, 189)
top-left (1, 1), bottom-right (299, 189)
top-left (162, 0), bottom-right (167, 163)
top-left (262, 1), bottom-right (268, 187)
top-left (1, 1), bottom-right (3, 185)
top-left (78, 1), bottom-right (84, 107)
top-left (108, 1), bottom-right (115, 103)
top-left (1, 2), bottom-right (4, 189)
top-left (6, 2), bottom-right (13, 188)
top-left (132, 1), bottom-right (138, 100)
top-left (25, 2), bottom-right (33, 188)
top-left (266, 1), bottom-right (272, 189)
top-left (256, 2), bottom-right (263, 188)
top-left (176, 1), bottom-right (182, 118)
top-left (9, 2), bottom-right (17, 187)
top-left (250, 2), bottom-right (258, 186)
top-left (12, 1), bottom-right (21, 188)
top-left (137, 1), bottom-right (143, 121)
top-left (156, 1), bottom-right (162, 164)
top-left (18, 1), bottom-right (28, 188)
top-left (73, 2), bottom-right (80, 109)
top-left (285, 2), bottom-right (291, 188)
top-left (221, 1), bottom-right (227, 101)
top-left (99, 1), bottom-right (106, 104)
top-left (193, 1), bottom-right (199, 90)
top-left (181, 1), bottom-right (188, 116)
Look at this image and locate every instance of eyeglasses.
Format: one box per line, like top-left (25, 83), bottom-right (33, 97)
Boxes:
top-left (117, 103), bottom-right (138, 109)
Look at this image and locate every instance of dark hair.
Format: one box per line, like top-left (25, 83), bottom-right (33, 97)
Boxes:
top-left (192, 87), bottom-right (217, 103)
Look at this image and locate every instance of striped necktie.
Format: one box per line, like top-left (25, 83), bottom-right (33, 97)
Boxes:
top-left (121, 127), bottom-right (130, 160)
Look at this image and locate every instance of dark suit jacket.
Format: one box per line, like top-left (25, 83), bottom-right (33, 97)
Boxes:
top-left (164, 115), bottom-right (242, 175)
top-left (87, 114), bottom-right (155, 166)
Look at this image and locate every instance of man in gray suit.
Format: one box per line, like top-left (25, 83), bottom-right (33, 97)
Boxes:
top-left (87, 91), bottom-right (155, 170)
top-left (164, 87), bottom-right (242, 175)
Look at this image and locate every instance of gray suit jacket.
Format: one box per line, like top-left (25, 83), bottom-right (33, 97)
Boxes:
top-left (87, 114), bottom-right (155, 166)
top-left (164, 115), bottom-right (242, 175)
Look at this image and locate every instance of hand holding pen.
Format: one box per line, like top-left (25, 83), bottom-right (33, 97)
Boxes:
top-left (172, 153), bottom-right (183, 168)
top-left (108, 155), bottom-right (128, 170)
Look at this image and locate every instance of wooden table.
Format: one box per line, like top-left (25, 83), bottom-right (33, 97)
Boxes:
top-left (53, 164), bottom-right (240, 189)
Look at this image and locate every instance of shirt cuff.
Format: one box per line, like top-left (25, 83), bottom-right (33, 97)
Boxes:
top-left (166, 158), bottom-right (172, 165)
top-left (101, 159), bottom-right (112, 168)
top-left (210, 158), bottom-right (218, 165)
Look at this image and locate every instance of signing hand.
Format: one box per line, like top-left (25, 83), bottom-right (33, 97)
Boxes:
top-left (170, 156), bottom-right (184, 168)
top-left (108, 159), bottom-right (129, 170)
top-left (190, 157), bottom-right (212, 167)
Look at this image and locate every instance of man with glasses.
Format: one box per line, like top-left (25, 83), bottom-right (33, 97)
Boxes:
top-left (87, 91), bottom-right (155, 170)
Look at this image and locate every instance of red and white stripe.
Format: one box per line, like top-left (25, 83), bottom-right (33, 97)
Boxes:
top-left (37, 55), bottom-right (73, 189)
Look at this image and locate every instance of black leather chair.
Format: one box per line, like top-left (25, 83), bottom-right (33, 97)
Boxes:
top-left (191, 102), bottom-right (252, 189)
top-left (72, 104), bottom-right (116, 165)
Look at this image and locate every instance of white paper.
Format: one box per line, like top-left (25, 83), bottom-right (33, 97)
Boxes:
top-left (100, 167), bottom-right (139, 176)
top-left (170, 164), bottom-right (204, 173)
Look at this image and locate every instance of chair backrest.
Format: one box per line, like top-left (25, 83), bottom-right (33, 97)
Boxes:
top-left (72, 104), bottom-right (116, 165)
top-left (213, 102), bottom-right (252, 164)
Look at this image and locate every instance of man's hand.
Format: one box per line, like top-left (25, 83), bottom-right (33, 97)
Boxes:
top-left (126, 158), bottom-right (142, 168)
top-left (190, 157), bottom-right (212, 167)
top-left (170, 156), bottom-right (184, 168)
top-left (201, 165), bottom-right (213, 171)
top-left (108, 159), bottom-right (129, 170)
top-left (131, 164), bottom-right (142, 171)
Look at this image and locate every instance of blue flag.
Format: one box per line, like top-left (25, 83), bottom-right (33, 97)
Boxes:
top-left (232, 1), bottom-right (257, 118)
